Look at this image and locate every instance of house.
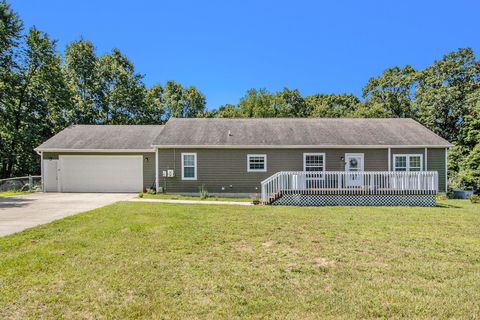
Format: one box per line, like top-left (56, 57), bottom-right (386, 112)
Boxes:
top-left (35, 118), bottom-right (452, 206)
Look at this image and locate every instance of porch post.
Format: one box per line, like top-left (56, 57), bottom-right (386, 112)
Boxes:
top-left (388, 148), bottom-right (391, 171)
top-left (425, 147), bottom-right (428, 170)
top-left (155, 147), bottom-right (159, 193)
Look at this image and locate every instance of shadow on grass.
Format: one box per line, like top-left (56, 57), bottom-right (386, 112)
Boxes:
top-left (436, 203), bottom-right (462, 209)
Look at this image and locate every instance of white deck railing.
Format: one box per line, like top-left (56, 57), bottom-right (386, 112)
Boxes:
top-left (261, 171), bottom-right (438, 204)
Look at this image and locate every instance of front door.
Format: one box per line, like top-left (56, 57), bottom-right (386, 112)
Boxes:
top-left (44, 159), bottom-right (58, 192)
top-left (345, 153), bottom-right (364, 187)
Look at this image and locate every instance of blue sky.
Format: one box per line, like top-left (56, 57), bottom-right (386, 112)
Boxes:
top-left (11, 0), bottom-right (480, 109)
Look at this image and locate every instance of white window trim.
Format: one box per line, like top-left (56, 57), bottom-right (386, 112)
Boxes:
top-left (393, 154), bottom-right (424, 172)
top-left (303, 153), bottom-right (326, 172)
top-left (247, 154), bottom-right (267, 172)
top-left (181, 152), bottom-right (197, 180)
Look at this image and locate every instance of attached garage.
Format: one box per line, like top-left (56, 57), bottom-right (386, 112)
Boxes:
top-left (35, 125), bottom-right (163, 193)
top-left (58, 155), bottom-right (143, 192)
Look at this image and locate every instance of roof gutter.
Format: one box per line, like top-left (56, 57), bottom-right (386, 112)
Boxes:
top-left (34, 148), bottom-right (156, 153)
top-left (151, 144), bottom-right (453, 149)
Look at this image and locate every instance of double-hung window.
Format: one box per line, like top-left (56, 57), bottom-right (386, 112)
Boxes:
top-left (303, 153), bottom-right (325, 172)
top-left (303, 153), bottom-right (326, 188)
top-left (182, 153), bottom-right (197, 180)
top-left (393, 154), bottom-right (423, 172)
top-left (247, 154), bottom-right (267, 172)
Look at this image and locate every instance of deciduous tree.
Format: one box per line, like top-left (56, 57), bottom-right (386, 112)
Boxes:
top-left (416, 48), bottom-right (480, 142)
top-left (362, 65), bottom-right (416, 118)
top-left (306, 93), bottom-right (360, 117)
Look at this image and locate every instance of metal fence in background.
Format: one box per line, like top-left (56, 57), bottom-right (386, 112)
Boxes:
top-left (0, 175), bottom-right (42, 192)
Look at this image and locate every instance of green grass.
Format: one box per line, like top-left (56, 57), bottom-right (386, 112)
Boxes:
top-left (0, 190), bottom-right (31, 197)
top-left (1, 200), bottom-right (479, 319)
top-left (141, 192), bottom-right (252, 202)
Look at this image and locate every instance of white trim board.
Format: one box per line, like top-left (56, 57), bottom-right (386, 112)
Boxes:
top-left (247, 154), bottom-right (267, 172)
top-left (153, 144), bottom-right (452, 149)
top-left (303, 153), bottom-right (326, 171)
top-left (35, 148), bottom-right (154, 153)
top-left (181, 152), bottom-right (197, 181)
top-left (392, 154), bottom-right (424, 171)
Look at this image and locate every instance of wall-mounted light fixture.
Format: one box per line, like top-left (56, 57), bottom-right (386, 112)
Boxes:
top-left (144, 157), bottom-right (149, 162)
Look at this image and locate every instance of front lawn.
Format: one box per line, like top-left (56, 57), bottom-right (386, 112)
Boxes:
top-left (1, 201), bottom-right (479, 319)
top-left (0, 190), bottom-right (31, 197)
top-left (141, 192), bottom-right (252, 202)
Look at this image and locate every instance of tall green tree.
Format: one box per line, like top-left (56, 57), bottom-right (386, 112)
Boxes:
top-left (141, 84), bottom-right (164, 123)
top-left (274, 88), bottom-right (306, 117)
top-left (162, 80), bottom-right (206, 119)
top-left (162, 80), bottom-right (184, 118)
top-left (306, 93), bottom-right (360, 117)
top-left (416, 48), bottom-right (480, 142)
top-left (348, 101), bottom-right (392, 118)
top-left (362, 65), bottom-right (417, 118)
top-left (1, 27), bottom-right (69, 177)
top-left (0, 0), bottom-right (22, 177)
top-left (458, 90), bottom-right (480, 149)
top-left (0, 0), bottom-right (21, 73)
top-left (216, 103), bottom-right (242, 118)
top-left (183, 86), bottom-right (206, 118)
top-left (63, 39), bottom-right (99, 123)
top-left (238, 88), bottom-right (275, 117)
top-left (96, 48), bottom-right (146, 124)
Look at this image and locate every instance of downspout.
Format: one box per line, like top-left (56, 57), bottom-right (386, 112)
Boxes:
top-left (445, 147), bottom-right (448, 193)
top-left (35, 149), bottom-right (44, 192)
top-left (40, 151), bottom-right (44, 192)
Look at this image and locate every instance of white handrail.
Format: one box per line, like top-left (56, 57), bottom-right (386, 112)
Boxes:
top-left (261, 171), bottom-right (439, 204)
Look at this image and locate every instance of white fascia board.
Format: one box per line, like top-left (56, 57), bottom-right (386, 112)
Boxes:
top-left (151, 144), bottom-right (452, 149)
top-left (35, 148), bottom-right (155, 153)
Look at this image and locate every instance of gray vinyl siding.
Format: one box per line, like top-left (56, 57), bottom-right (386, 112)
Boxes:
top-left (42, 152), bottom-right (155, 189)
top-left (427, 148), bottom-right (447, 192)
top-left (158, 148), bottom-right (388, 193)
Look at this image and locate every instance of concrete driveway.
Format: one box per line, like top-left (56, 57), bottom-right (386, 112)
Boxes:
top-left (0, 193), bottom-right (134, 237)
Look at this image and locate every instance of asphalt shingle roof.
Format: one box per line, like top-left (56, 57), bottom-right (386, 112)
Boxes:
top-left (36, 118), bottom-right (452, 151)
top-left (153, 118), bottom-right (451, 147)
top-left (36, 125), bottom-right (164, 151)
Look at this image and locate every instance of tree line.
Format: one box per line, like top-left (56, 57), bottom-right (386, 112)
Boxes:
top-left (0, 1), bottom-right (205, 178)
top-left (1, 0), bottom-right (479, 192)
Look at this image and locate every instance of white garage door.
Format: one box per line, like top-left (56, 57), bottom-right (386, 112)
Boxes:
top-left (59, 155), bottom-right (143, 192)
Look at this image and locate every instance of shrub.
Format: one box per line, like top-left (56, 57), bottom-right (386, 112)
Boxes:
top-left (147, 188), bottom-right (156, 195)
top-left (470, 194), bottom-right (480, 204)
top-left (436, 193), bottom-right (448, 201)
top-left (138, 192), bottom-right (144, 198)
top-left (449, 143), bottom-right (480, 192)
top-left (251, 194), bottom-right (261, 205)
top-left (199, 185), bottom-right (209, 199)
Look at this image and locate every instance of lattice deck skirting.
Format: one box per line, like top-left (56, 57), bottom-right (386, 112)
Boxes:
top-left (272, 194), bottom-right (436, 207)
